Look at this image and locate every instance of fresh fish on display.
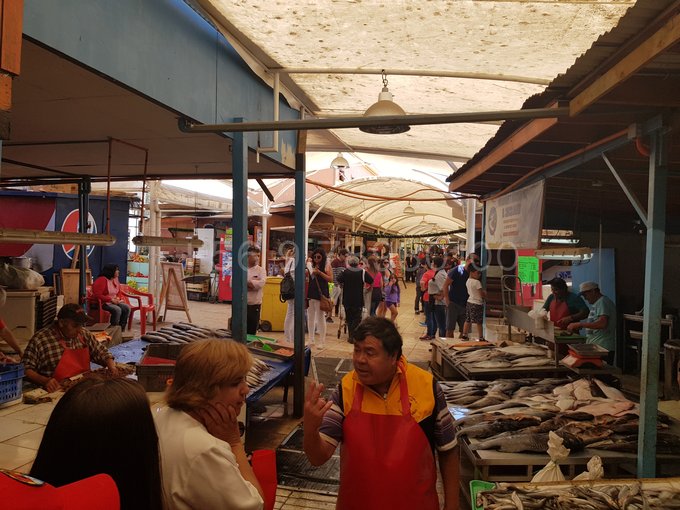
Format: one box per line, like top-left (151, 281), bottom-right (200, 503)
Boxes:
top-left (496, 345), bottom-right (548, 357)
top-left (576, 399), bottom-right (634, 417)
top-left (472, 360), bottom-right (514, 369)
top-left (510, 356), bottom-right (552, 367)
top-left (456, 415), bottom-right (542, 439)
top-left (557, 423), bottom-right (613, 445)
top-left (470, 430), bottom-right (583, 453)
top-left (214, 328), bottom-right (232, 338)
top-left (141, 334), bottom-right (168, 343)
top-left (467, 393), bottom-right (511, 409)
top-left (592, 378), bottom-right (628, 401)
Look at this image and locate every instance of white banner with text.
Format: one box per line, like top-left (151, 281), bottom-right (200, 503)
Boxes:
top-left (485, 180), bottom-right (544, 249)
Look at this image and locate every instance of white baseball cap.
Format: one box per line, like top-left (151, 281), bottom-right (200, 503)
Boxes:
top-left (579, 281), bottom-right (599, 295)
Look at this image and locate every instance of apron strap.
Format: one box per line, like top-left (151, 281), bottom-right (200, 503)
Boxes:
top-left (351, 382), bottom-right (364, 412)
top-left (397, 362), bottom-right (411, 416)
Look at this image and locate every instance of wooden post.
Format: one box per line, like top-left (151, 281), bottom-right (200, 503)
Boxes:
top-left (0, 0), bottom-right (23, 141)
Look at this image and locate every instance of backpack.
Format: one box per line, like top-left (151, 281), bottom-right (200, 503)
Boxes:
top-left (280, 272), bottom-right (295, 302)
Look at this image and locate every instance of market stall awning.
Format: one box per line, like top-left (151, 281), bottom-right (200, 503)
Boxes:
top-left (447, 0), bottom-right (680, 233)
top-left (303, 177), bottom-right (466, 235)
top-left (192, 0), bottom-right (633, 162)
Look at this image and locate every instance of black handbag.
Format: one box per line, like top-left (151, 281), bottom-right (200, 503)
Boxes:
top-left (279, 272), bottom-right (295, 302)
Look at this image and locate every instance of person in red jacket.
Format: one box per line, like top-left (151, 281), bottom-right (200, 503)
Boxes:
top-left (91, 264), bottom-right (130, 330)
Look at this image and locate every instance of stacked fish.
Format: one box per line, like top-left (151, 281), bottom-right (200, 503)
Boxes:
top-left (141, 322), bottom-right (271, 387)
top-left (247, 358), bottom-right (272, 388)
top-left (141, 322), bottom-right (231, 343)
top-left (443, 378), bottom-right (680, 455)
top-left (478, 481), bottom-right (680, 509)
top-left (449, 344), bottom-right (554, 369)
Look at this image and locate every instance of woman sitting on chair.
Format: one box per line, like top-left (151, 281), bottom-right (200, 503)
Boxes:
top-left (91, 263), bottom-right (130, 330)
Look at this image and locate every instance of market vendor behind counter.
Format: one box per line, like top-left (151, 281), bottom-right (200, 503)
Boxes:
top-left (567, 281), bottom-right (617, 362)
top-left (542, 278), bottom-right (589, 329)
top-left (21, 304), bottom-right (118, 393)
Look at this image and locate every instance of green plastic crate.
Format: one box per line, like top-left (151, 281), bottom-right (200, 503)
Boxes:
top-left (470, 480), bottom-right (496, 510)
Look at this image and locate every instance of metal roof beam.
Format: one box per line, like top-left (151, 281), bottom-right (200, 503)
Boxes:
top-left (570, 12), bottom-right (680, 115)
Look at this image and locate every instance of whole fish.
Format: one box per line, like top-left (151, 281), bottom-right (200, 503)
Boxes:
top-left (467, 393), bottom-right (511, 409)
top-left (457, 415), bottom-right (541, 439)
top-left (471, 431), bottom-right (583, 453)
top-left (468, 360), bottom-right (513, 369)
top-left (510, 356), bottom-right (552, 367)
top-left (557, 423), bottom-right (613, 444)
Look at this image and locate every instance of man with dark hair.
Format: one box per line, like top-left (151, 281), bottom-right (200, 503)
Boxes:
top-left (336, 256), bottom-right (373, 342)
top-left (542, 277), bottom-right (589, 329)
top-left (303, 317), bottom-right (459, 510)
top-left (22, 304), bottom-right (118, 392)
top-left (246, 245), bottom-right (266, 335)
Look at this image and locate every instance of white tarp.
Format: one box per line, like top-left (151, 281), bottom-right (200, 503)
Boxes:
top-left (485, 180), bottom-right (544, 250)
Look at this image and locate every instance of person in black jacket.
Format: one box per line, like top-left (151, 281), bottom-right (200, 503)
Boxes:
top-left (337, 256), bottom-right (374, 342)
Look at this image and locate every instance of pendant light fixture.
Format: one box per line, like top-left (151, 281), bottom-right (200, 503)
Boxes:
top-left (403, 201), bottom-right (415, 215)
top-left (330, 152), bottom-right (349, 171)
top-left (360, 71), bottom-right (410, 135)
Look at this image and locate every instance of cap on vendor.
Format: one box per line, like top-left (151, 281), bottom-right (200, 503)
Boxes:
top-left (542, 277), bottom-right (589, 329)
top-left (21, 303), bottom-right (118, 393)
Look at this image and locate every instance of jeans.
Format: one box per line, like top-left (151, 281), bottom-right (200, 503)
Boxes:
top-left (433, 304), bottom-right (447, 338)
top-left (423, 302), bottom-right (437, 336)
top-left (103, 302), bottom-right (131, 330)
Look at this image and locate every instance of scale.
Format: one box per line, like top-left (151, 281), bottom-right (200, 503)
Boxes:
top-left (561, 343), bottom-right (609, 369)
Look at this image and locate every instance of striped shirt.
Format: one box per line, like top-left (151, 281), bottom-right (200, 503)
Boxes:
top-left (21, 323), bottom-right (114, 378)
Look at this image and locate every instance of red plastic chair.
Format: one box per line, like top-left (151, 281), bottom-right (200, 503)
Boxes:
top-left (120, 284), bottom-right (157, 336)
top-left (86, 285), bottom-right (111, 324)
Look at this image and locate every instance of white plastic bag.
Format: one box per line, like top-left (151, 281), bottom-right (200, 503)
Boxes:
top-left (531, 431), bottom-right (569, 483)
top-left (0, 263), bottom-right (45, 290)
top-left (573, 456), bottom-right (603, 481)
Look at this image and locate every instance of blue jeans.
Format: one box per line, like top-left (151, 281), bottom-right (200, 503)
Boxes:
top-left (103, 302), bottom-right (131, 330)
top-left (423, 302), bottom-right (437, 336)
top-left (433, 304), bottom-right (447, 338)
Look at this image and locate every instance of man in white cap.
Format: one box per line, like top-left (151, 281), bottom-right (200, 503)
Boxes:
top-left (567, 281), bottom-right (616, 362)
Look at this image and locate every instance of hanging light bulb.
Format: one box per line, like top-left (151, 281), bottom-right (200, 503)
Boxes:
top-left (360, 71), bottom-right (410, 135)
top-left (403, 201), bottom-right (415, 215)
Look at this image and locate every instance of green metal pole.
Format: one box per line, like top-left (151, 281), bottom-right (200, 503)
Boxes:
top-left (293, 150), bottom-right (306, 418)
top-left (637, 120), bottom-right (668, 477)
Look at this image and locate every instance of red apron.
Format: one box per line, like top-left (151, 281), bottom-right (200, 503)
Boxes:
top-left (336, 368), bottom-right (439, 510)
top-left (549, 298), bottom-right (570, 324)
top-left (53, 335), bottom-right (91, 382)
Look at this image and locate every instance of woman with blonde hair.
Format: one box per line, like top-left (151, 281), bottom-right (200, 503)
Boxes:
top-left (154, 339), bottom-right (264, 510)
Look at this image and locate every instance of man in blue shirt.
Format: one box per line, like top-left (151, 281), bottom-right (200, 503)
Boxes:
top-left (443, 256), bottom-right (469, 338)
top-left (567, 281), bottom-right (617, 362)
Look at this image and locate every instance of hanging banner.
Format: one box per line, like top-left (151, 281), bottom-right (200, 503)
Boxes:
top-left (485, 180), bottom-right (544, 249)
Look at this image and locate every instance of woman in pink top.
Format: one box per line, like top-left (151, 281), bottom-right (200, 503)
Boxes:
top-left (91, 264), bottom-right (130, 330)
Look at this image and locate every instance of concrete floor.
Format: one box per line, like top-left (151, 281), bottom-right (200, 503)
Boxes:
top-left (0, 281), bottom-right (434, 508)
top-left (5, 283), bottom-right (676, 509)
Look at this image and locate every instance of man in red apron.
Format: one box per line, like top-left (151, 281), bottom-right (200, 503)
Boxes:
top-left (22, 304), bottom-right (118, 392)
top-left (541, 277), bottom-right (589, 329)
top-left (303, 317), bottom-right (459, 510)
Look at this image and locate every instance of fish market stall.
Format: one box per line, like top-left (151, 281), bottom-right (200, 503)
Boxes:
top-left (431, 340), bottom-right (571, 381)
top-left (475, 477), bottom-right (680, 509)
top-left (505, 305), bottom-right (590, 367)
top-left (441, 378), bottom-right (680, 509)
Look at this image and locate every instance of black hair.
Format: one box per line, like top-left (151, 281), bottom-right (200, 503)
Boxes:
top-left (100, 263), bottom-right (119, 280)
top-left (549, 277), bottom-right (568, 292)
top-left (311, 247), bottom-right (327, 269)
top-left (338, 248), bottom-right (349, 257)
top-left (353, 317), bottom-right (403, 359)
top-left (432, 256), bottom-right (444, 270)
top-left (247, 245), bottom-right (261, 254)
top-left (31, 376), bottom-right (164, 510)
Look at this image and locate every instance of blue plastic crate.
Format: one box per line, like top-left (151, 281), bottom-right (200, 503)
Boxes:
top-left (0, 363), bottom-right (24, 404)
